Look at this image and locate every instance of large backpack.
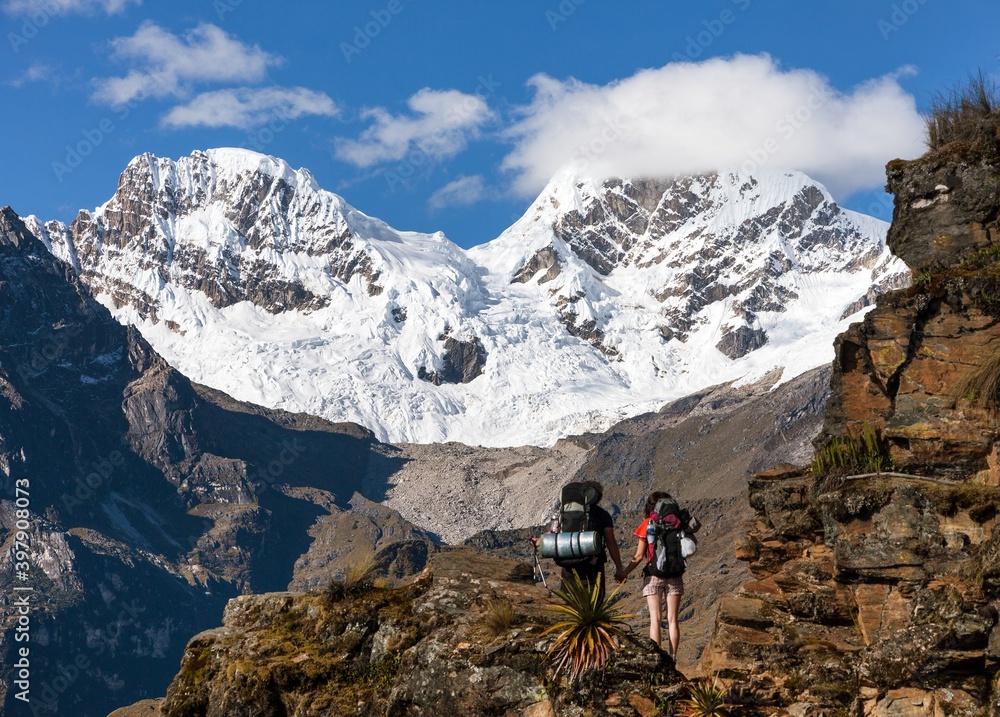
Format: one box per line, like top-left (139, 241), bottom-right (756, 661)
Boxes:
top-left (551, 482), bottom-right (603, 568)
top-left (645, 497), bottom-right (685, 578)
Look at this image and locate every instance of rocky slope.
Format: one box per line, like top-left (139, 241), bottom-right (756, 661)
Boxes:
top-left (28, 150), bottom-right (908, 446)
top-left (702, 112), bottom-right (1000, 715)
top-left (129, 549), bottom-right (687, 717)
top-left (0, 207), bottom-right (430, 717)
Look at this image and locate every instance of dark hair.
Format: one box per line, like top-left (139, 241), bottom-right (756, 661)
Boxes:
top-left (581, 480), bottom-right (604, 503)
top-left (643, 491), bottom-right (673, 517)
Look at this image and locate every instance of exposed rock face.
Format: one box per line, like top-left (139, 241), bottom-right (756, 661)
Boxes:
top-left (716, 325), bottom-right (769, 360)
top-left (511, 245), bottom-right (561, 284)
top-left (418, 335), bottom-right (487, 385)
top-left (157, 550), bottom-right (684, 717)
top-left (0, 207), bottom-right (426, 716)
top-left (702, 470), bottom-right (999, 716)
top-left (885, 117), bottom-right (1000, 272)
top-left (705, 114), bottom-right (1000, 715)
top-left (821, 115), bottom-right (1000, 477)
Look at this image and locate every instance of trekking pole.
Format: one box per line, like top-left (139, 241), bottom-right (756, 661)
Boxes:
top-left (532, 543), bottom-right (548, 588)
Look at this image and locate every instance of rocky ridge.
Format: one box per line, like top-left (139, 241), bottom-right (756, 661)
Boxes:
top-left (153, 550), bottom-right (686, 717)
top-left (475, 171), bottom-right (906, 356)
top-left (702, 112), bottom-right (1000, 716)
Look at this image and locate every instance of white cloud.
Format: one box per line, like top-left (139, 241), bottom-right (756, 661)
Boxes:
top-left (3, 0), bottom-right (138, 15)
top-left (502, 54), bottom-right (926, 199)
top-left (6, 62), bottom-right (54, 87)
top-left (162, 87), bottom-right (339, 129)
top-left (428, 175), bottom-right (487, 210)
top-left (93, 22), bottom-right (279, 106)
top-left (335, 88), bottom-right (494, 168)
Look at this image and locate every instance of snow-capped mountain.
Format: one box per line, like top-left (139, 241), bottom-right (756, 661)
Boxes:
top-left (29, 149), bottom-right (908, 447)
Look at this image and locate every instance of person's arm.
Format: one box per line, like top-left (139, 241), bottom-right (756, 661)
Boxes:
top-left (604, 526), bottom-right (626, 580)
top-left (621, 538), bottom-right (646, 579)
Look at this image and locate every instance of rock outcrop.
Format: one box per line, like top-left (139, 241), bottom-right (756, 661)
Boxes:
top-left (822, 112), bottom-right (1000, 477)
top-left (703, 111), bottom-right (1000, 715)
top-left (703, 468), bottom-right (999, 716)
top-left (153, 550), bottom-right (685, 717)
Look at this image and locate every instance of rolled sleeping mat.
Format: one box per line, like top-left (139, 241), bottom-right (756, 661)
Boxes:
top-left (538, 531), bottom-right (603, 560)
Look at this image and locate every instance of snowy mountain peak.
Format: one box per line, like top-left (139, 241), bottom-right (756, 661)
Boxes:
top-left (32, 148), bottom-right (474, 318)
top-left (472, 168), bottom-right (903, 358)
top-left (29, 151), bottom-right (908, 446)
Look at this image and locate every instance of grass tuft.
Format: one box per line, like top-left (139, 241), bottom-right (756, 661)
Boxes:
top-left (481, 598), bottom-right (520, 639)
top-left (327, 549), bottom-right (380, 602)
top-left (810, 424), bottom-right (892, 477)
top-left (953, 348), bottom-right (1000, 412)
top-left (926, 69), bottom-right (1000, 150)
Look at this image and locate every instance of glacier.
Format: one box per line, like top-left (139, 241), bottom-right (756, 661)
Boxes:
top-left (28, 148), bottom-right (909, 447)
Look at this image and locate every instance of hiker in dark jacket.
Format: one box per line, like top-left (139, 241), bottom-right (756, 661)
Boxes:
top-left (620, 491), bottom-right (694, 659)
top-left (534, 480), bottom-right (626, 601)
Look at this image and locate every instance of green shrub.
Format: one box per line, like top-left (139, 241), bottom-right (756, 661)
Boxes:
top-left (959, 244), bottom-right (1000, 270)
top-left (810, 424), bottom-right (892, 477)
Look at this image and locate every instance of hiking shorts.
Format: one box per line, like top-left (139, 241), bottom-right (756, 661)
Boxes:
top-left (642, 574), bottom-right (684, 597)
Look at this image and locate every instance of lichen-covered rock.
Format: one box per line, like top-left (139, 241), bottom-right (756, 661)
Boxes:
top-left (885, 114), bottom-right (1000, 273)
top-left (703, 474), bottom-right (1000, 717)
top-left (158, 550), bottom-right (685, 717)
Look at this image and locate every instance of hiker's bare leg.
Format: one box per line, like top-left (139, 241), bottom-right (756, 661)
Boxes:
top-left (646, 593), bottom-right (662, 645)
top-left (665, 592), bottom-right (681, 657)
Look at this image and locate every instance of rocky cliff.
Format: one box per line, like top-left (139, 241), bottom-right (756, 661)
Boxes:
top-left (127, 550), bottom-right (686, 717)
top-left (702, 112), bottom-right (1000, 715)
top-left (822, 112), bottom-right (1000, 478)
top-left (0, 207), bottom-right (432, 717)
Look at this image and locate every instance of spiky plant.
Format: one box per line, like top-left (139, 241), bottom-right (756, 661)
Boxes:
top-left (678, 677), bottom-right (734, 717)
top-left (541, 573), bottom-right (632, 682)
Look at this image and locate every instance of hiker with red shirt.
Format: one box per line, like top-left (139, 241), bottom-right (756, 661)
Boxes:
top-left (620, 491), bottom-right (693, 659)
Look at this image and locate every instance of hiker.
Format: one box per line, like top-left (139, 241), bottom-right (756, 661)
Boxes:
top-left (533, 480), bottom-right (627, 601)
top-left (620, 491), bottom-right (698, 659)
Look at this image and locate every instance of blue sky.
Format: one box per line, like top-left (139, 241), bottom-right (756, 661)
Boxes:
top-left (2, 0), bottom-right (998, 248)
